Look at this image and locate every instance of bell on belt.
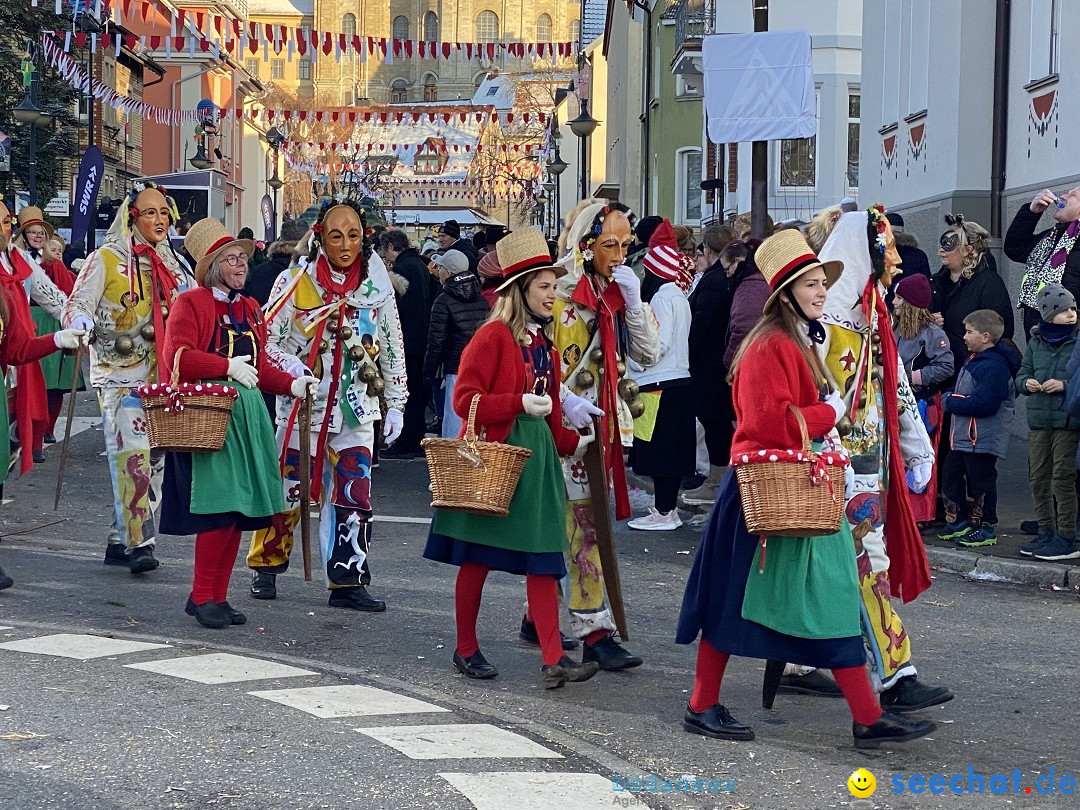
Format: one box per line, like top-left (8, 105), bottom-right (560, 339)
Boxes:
top-left (326, 317), bottom-right (340, 334)
top-left (836, 416), bottom-right (853, 437)
top-left (349, 345), bottom-right (366, 362)
top-left (338, 324), bottom-right (354, 341)
top-left (589, 347), bottom-right (604, 365)
top-left (114, 335), bottom-right (134, 356)
top-left (618, 378), bottom-right (640, 401)
top-left (616, 360), bottom-right (627, 377)
top-left (368, 377), bottom-right (385, 396)
top-left (358, 365), bottom-right (378, 383)
top-left (139, 323), bottom-right (155, 342)
top-left (575, 369), bottom-right (595, 389)
top-left (319, 339), bottom-right (330, 354)
top-left (627, 396), bottom-right (646, 418)
top-left (160, 304), bottom-right (169, 319)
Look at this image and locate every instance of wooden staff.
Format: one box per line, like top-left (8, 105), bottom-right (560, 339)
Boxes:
top-left (53, 343), bottom-right (87, 511)
top-left (298, 390), bottom-right (313, 581)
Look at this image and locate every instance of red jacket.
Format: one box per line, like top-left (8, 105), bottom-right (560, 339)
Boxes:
top-left (730, 330), bottom-right (836, 457)
top-left (1, 287), bottom-right (59, 369)
top-left (453, 320), bottom-right (580, 457)
top-left (161, 286), bottom-right (294, 396)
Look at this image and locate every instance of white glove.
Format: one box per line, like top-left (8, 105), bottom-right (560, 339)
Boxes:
top-left (284, 357), bottom-right (311, 378)
top-left (69, 315), bottom-right (95, 333)
top-left (522, 394), bottom-right (553, 417)
top-left (53, 328), bottom-right (88, 349)
top-left (611, 264), bottom-right (642, 310)
top-left (824, 390), bottom-right (846, 425)
top-left (844, 465), bottom-right (855, 501)
top-left (910, 461), bottom-right (933, 493)
top-left (290, 375), bottom-right (319, 399)
top-left (562, 391), bottom-right (604, 429)
top-left (383, 407), bottom-right (404, 444)
top-left (571, 428), bottom-right (595, 460)
top-left (226, 355), bottom-right (259, 389)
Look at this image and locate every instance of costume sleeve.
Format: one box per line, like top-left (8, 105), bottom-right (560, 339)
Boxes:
top-left (625, 302), bottom-right (662, 366)
top-left (1003, 206), bottom-right (1045, 264)
top-left (918, 326), bottom-right (955, 391)
top-left (0, 289), bottom-right (59, 367)
top-left (945, 361), bottom-right (1012, 417)
top-left (423, 296), bottom-right (450, 382)
top-left (649, 289), bottom-right (677, 361)
top-left (28, 262), bottom-right (67, 320)
top-left (64, 250), bottom-right (106, 328)
top-left (896, 362), bottom-right (934, 466)
top-left (261, 267), bottom-right (299, 371)
top-left (252, 300), bottom-right (296, 397)
top-left (162, 291), bottom-right (229, 383)
top-left (377, 294), bottom-right (409, 412)
top-left (453, 325), bottom-right (523, 426)
top-left (1016, 341), bottom-right (1036, 395)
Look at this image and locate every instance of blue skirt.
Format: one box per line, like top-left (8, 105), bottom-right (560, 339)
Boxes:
top-left (675, 470), bottom-right (864, 669)
top-left (422, 533), bottom-right (567, 577)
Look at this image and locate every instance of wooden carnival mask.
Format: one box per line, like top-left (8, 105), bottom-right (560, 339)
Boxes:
top-left (322, 205), bottom-right (363, 270)
top-left (881, 219), bottom-right (902, 287)
top-left (132, 189), bottom-right (172, 245)
top-left (588, 210), bottom-right (633, 279)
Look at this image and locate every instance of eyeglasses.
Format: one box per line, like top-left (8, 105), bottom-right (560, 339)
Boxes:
top-left (219, 253), bottom-right (249, 267)
top-left (939, 233), bottom-right (960, 253)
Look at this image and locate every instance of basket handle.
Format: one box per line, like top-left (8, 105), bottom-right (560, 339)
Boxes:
top-left (787, 404), bottom-right (812, 455)
top-left (170, 345), bottom-right (187, 388)
top-left (463, 394), bottom-right (481, 443)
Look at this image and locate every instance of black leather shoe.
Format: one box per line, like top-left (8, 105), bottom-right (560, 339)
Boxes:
top-left (128, 545), bottom-right (159, 575)
top-left (853, 711), bottom-right (936, 749)
top-left (777, 669), bottom-right (843, 698)
top-left (582, 635), bottom-right (643, 671)
top-left (104, 544), bottom-right (128, 567)
top-left (540, 656), bottom-right (599, 689)
top-left (328, 586), bottom-right (386, 612)
top-left (518, 615), bottom-right (580, 651)
top-left (32, 449), bottom-right (46, 464)
top-left (682, 703), bottom-right (755, 741)
top-left (0, 565), bottom-right (13, 590)
top-left (250, 571), bottom-right (277, 600)
top-left (43, 433), bottom-right (57, 444)
top-left (453, 650), bottom-right (498, 679)
top-left (880, 676), bottom-right (954, 714)
top-left (220, 601), bottom-right (247, 625)
top-left (184, 597), bottom-right (229, 629)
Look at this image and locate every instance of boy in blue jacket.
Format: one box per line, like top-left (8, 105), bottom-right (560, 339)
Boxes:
top-left (940, 309), bottom-right (1021, 546)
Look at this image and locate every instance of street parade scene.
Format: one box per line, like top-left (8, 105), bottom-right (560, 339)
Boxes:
top-left (0, 0), bottom-right (1077, 808)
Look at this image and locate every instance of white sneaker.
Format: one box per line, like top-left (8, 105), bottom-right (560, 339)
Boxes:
top-left (627, 508), bottom-right (683, 531)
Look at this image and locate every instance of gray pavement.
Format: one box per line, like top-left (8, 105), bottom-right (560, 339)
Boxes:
top-left (1, 395), bottom-right (1078, 809)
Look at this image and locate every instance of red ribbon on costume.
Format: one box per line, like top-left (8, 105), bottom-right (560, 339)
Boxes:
top-left (570, 276), bottom-right (631, 521)
top-left (4, 250), bottom-right (49, 475)
top-left (132, 243), bottom-right (181, 383)
top-left (861, 278), bottom-right (932, 603)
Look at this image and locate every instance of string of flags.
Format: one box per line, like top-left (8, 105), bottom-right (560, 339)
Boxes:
top-left (288, 141), bottom-right (541, 155)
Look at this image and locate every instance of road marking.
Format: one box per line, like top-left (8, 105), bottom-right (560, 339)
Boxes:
top-left (373, 515), bottom-right (432, 525)
top-left (125, 652), bottom-right (317, 684)
top-left (356, 723), bottom-right (562, 760)
top-left (0, 633), bottom-right (168, 660)
top-left (48, 416), bottom-right (100, 448)
top-left (440, 773), bottom-right (622, 809)
top-left (249, 684), bottom-right (450, 718)
top-left (0, 627), bottom-right (13, 631)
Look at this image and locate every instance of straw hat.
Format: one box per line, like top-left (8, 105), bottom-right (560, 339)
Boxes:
top-left (494, 227), bottom-right (566, 292)
top-left (13, 206), bottom-right (55, 244)
top-left (755, 228), bottom-right (844, 311)
top-left (184, 218), bottom-right (255, 286)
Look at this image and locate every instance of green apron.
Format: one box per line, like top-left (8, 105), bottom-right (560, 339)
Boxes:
top-left (432, 414), bottom-right (568, 554)
top-left (189, 383), bottom-right (285, 518)
top-left (30, 306), bottom-right (83, 392)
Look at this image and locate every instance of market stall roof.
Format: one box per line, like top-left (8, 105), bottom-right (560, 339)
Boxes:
top-left (389, 207), bottom-right (504, 227)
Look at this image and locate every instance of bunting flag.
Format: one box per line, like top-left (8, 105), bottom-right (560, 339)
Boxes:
top-left (248, 106), bottom-right (545, 127)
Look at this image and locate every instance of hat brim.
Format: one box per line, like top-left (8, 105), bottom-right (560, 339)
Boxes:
top-left (195, 238), bottom-right (256, 284)
top-left (495, 262), bottom-right (567, 293)
top-left (763, 259), bottom-right (844, 312)
top-left (14, 219), bottom-right (55, 245)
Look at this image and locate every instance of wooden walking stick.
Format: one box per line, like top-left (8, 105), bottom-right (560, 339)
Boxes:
top-left (298, 390), bottom-right (313, 581)
top-left (53, 343), bottom-right (88, 511)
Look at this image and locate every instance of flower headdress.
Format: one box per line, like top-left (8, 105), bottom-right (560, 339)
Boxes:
top-left (867, 204), bottom-right (888, 254)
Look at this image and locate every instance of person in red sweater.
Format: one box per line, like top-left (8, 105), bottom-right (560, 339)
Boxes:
top-left (423, 227), bottom-right (599, 688)
top-left (157, 219), bottom-right (317, 629)
top-left (675, 229), bottom-right (938, 749)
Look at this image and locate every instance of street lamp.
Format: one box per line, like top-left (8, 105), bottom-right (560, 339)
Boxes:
top-left (13, 44), bottom-right (54, 208)
top-left (569, 99), bottom-right (600, 201)
top-left (547, 149), bottom-right (568, 176)
top-left (265, 127), bottom-right (286, 234)
top-left (189, 145), bottom-right (212, 170)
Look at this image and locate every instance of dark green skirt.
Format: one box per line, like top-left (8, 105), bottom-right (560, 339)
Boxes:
top-left (30, 306), bottom-right (83, 392)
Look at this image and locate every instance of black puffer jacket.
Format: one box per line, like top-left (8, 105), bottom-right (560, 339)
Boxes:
top-left (423, 270), bottom-right (490, 380)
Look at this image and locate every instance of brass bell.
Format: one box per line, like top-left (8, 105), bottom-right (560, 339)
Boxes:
top-left (857, 391), bottom-right (867, 409)
top-left (589, 347), bottom-right (604, 365)
top-left (836, 416), bottom-right (853, 437)
top-left (139, 323), bottom-right (156, 342)
top-left (367, 377), bottom-right (385, 396)
top-left (358, 365), bottom-right (378, 383)
top-left (575, 369), bottom-right (595, 389)
top-left (618, 378), bottom-right (640, 401)
top-left (114, 335), bottom-right (134, 356)
top-left (338, 324), bottom-right (354, 341)
top-left (160, 305), bottom-right (169, 319)
top-left (326, 318), bottom-right (340, 334)
top-left (870, 333), bottom-right (882, 347)
top-left (319, 339), bottom-right (330, 354)
top-left (616, 360), bottom-right (627, 377)
top-left (349, 345), bottom-right (366, 362)
top-left (627, 397), bottom-right (646, 419)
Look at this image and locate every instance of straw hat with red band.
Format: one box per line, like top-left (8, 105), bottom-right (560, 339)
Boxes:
top-left (755, 228), bottom-right (844, 311)
top-left (13, 206), bottom-right (55, 244)
top-left (494, 226), bottom-right (566, 293)
top-left (184, 218), bottom-right (255, 286)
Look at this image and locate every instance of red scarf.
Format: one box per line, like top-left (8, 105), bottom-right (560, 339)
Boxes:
top-left (860, 278), bottom-right (932, 603)
top-left (4, 250), bottom-right (48, 475)
top-left (132, 243), bottom-right (182, 383)
top-left (570, 275), bottom-right (631, 520)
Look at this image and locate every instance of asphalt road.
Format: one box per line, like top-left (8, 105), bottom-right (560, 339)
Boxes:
top-left (1, 396), bottom-right (1078, 810)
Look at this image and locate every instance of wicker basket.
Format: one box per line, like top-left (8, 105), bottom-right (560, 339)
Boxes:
top-left (734, 405), bottom-right (845, 537)
top-left (138, 347), bottom-right (238, 453)
top-left (421, 394), bottom-right (533, 516)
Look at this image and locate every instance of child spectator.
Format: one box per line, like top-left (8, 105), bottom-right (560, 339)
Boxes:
top-left (1017, 285), bottom-right (1080, 560)
top-left (894, 274), bottom-right (954, 522)
top-left (940, 309), bottom-right (1021, 547)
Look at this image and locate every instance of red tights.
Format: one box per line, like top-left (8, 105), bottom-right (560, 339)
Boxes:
top-left (191, 526), bottom-right (243, 605)
top-left (455, 561), bottom-right (563, 666)
top-left (688, 639), bottom-right (882, 726)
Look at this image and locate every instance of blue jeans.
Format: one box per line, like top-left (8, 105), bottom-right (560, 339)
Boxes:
top-left (442, 374), bottom-right (461, 438)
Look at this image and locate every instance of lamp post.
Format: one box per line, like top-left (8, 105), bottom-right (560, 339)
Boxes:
top-left (568, 99), bottom-right (599, 201)
top-left (266, 126), bottom-right (285, 237)
top-left (547, 149), bottom-right (566, 239)
top-left (13, 42), bottom-right (53, 207)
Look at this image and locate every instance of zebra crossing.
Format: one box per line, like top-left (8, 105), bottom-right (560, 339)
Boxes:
top-left (0, 629), bottom-right (630, 808)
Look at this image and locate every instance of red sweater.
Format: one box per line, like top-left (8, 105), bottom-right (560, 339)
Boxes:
top-left (453, 320), bottom-right (580, 457)
top-left (161, 286), bottom-right (294, 397)
top-left (1, 287), bottom-right (59, 368)
top-left (731, 330), bottom-right (836, 457)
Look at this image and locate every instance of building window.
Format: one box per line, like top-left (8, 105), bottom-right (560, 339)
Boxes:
top-left (569, 18), bottom-right (581, 46)
top-left (473, 72), bottom-right (486, 91)
top-left (423, 74), bottom-right (438, 102)
top-left (271, 59), bottom-right (284, 80)
top-left (390, 80), bottom-right (408, 104)
top-left (424, 11), bottom-right (439, 42)
top-left (342, 13), bottom-right (356, 37)
top-left (778, 137), bottom-right (816, 188)
top-left (300, 23), bottom-right (312, 42)
top-left (536, 14), bottom-right (552, 43)
top-left (847, 92), bottom-right (860, 191)
top-left (881, 0), bottom-right (901, 125)
top-left (906, 0), bottom-right (929, 113)
top-left (1030, 0), bottom-right (1061, 79)
top-left (676, 148), bottom-right (703, 224)
top-left (393, 15), bottom-right (410, 41)
top-left (298, 59), bottom-right (311, 80)
top-left (476, 11), bottom-right (499, 43)
top-left (245, 58), bottom-right (259, 77)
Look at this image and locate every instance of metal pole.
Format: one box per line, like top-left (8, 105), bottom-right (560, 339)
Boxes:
top-left (989, 0), bottom-right (1011, 239)
top-left (86, 44), bottom-right (96, 254)
top-left (27, 119), bottom-right (37, 207)
top-left (580, 131), bottom-right (587, 200)
top-left (750, 0), bottom-right (769, 238)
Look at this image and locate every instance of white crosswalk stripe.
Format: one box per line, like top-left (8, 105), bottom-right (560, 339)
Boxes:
top-left (125, 652), bottom-right (317, 684)
top-left (355, 723), bottom-right (563, 760)
top-left (249, 684), bottom-right (450, 718)
top-left (440, 772), bottom-right (619, 809)
top-left (0, 632), bottom-right (169, 659)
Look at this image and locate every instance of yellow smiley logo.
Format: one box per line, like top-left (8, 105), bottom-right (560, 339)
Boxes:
top-left (847, 768), bottom-right (877, 798)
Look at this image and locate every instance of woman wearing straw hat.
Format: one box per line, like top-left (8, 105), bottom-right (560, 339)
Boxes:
top-left (158, 219), bottom-right (317, 629)
top-left (675, 229), bottom-right (937, 749)
top-left (423, 227), bottom-right (599, 688)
